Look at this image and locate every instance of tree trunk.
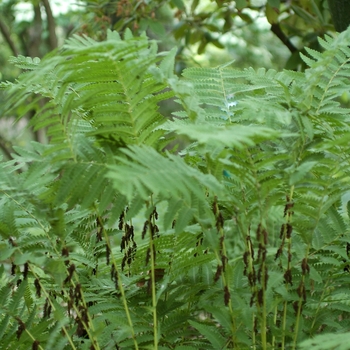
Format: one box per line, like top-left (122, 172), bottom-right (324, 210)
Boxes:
top-left (41, 0), bottom-right (58, 50)
top-left (327, 0), bottom-right (350, 32)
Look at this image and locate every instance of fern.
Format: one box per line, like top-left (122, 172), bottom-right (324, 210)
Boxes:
top-left (2, 25), bottom-right (350, 350)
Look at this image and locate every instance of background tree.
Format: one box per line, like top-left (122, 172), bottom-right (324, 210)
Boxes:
top-left (0, 0), bottom-right (345, 158)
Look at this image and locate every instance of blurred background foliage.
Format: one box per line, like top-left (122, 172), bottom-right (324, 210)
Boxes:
top-left (0, 0), bottom-right (344, 158)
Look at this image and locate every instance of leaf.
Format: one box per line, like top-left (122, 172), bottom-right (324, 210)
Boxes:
top-left (298, 332), bottom-right (350, 350)
top-left (164, 120), bottom-right (282, 149)
top-left (267, 0), bottom-right (280, 7)
top-left (235, 0), bottom-right (247, 10)
top-left (171, 0), bottom-right (185, 10)
top-left (188, 320), bottom-right (226, 349)
top-left (107, 145), bottom-right (223, 202)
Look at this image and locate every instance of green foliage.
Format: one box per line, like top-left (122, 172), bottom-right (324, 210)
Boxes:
top-left (2, 26), bottom-right (350, 350)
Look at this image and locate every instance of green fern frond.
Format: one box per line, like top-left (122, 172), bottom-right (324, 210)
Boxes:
top-left (299, 331), bottom-right (350, 350)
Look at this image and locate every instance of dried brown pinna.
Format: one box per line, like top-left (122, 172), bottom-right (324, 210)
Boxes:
top-left (80, 305), bottom-right (89, 324)
top-left (293, 301), bottom-right (299, 315)
top-left (74, 284), bottom-right (82, 304)
top-left (256, 224), bottom-right (261, 241)
top-left (142, 221), bottom-right (148, 239)
top-left (129, 225), bottom-right (135, 241)
top-left (221, 255), bottom-right (228, 272)
top-left (301, 258), bottom-right (310, 275)
top-left (121, 255), bottom-right (127, 271)
top-left (286, 223), bottom-right (293, 239)
top-left (64, 264), bottom-right (75, 285)
top-left (275, 246), bottom-right (283, 260)
top-left (106, 244), bottom-right (111, 265)
top-left (248, 271), bottom-right (256, 287)
top-left (118, 211), bottom-right (125, 230)
top-left (152, 207), bottom-right (158, 220)
top-left (75, 316), bottom-right (86, 338)
top-left (120, 236), bottom-right (126, 252)
top-left (262, 229), bottom-right (268, 245)
top-left (34, 278), bottom-right (41, 298)
top-left (212, 197), bottom-right (218, 215)
top-left (62, 246), bottom-right (70, 265)
top-left (250, 294), bottom-right (255, 307)
top-left (96, 218), bottom-right (103, 242)
top-left (127, 247), bottom-right (133, 266)
top-left (214, 265), bottom-right (223, 282)
top-left (257, 289), bottom-right (263, 306)
top-left (11, 263), bottom-right (16, 275)
top-left (110, 264), bottom-right (115, 280)
top-left (284, 269), bottom-right (293, 285)
top-left (284, 201), bottom-right (294, 217)
top-left (16, 318), bottom-right (26, 339)
top-left (110, 264), bottom-right (119, 290)
top-left (23, 262), bottom-right (29, 279)
top-left (243, 251), bottom-right (249, 275)
top-left (62, 246), bottom-right (69, 257)
top-left (257, 243), bottom-right (263, 262)
top-left (216, 212), bottom-right (224, 231)
top-left (297, 281), bottom-right (306, 300)
top-left (43, 298), bottom-right (52, 318)
top-left (224, 285), bottom-right (230, 306)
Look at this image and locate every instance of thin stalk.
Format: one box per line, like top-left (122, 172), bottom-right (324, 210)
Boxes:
top-left (149, 198), bottom-right (158, 350)
top-left (259, 265), bottom-right (267, 350)
top-left (213, 198), bottom-right (237, 346)
top-left (281, 186), bottom-right (295, 350)
top-left (281, 300), bottom-right (288, 350)
top-left (292, 245), bottom-right (310, 349)
top-left (292, 276), bottom-right (305, 350)
top-left (272, 306), bottom-right (278, 349)
top-left (29, 266), bottom-right (78, 350)
top-left (149, 231), bottom-right (158, 350)
top-left (96, 213), bottom-right (139, 350)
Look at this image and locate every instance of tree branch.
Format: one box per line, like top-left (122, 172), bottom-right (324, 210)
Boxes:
top-left (270, 23), bottom-right (297, 54)
top-left (41, 0), bottom-right (58, 50)
top-left (0, 17), bottom-right (19, 56)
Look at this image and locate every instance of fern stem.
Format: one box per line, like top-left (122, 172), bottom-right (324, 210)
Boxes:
top-left (96, 212), bottom-right (139, 350)
top-left (150, 234), bottom-right (159, 350)
top-left (252, 312), bottom-right (256, 350)
top-left (281, 186), bottom-right (295, 350)
top-left (29, 266), bottom-right (78, 350)
top-left (149, 198), bottom-right (159, 350)
top-left (292, 276), bottom-right (305, 350)
top-left (22, 327), bottom-right (45, 350)
top-left (259, 269), bottom-right (267, 350)
top-left (272, 306), bottom-right (277, 349)
top-left (281, 300), bottom-right (288, 350)
top-left (213, 198), bottom-right (237, 346)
